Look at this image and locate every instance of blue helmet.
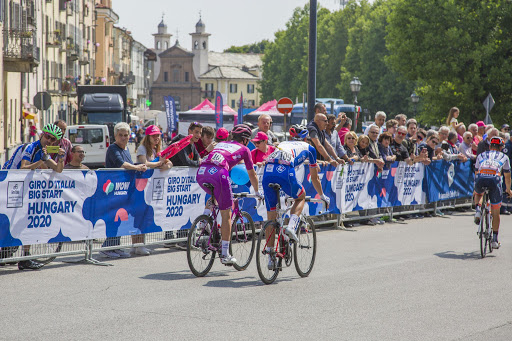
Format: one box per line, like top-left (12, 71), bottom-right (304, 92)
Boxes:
top-left (289, 124), bottom-right (308, 139)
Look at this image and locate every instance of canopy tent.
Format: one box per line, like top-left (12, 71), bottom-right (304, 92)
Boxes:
top-left (136, 110), bottom-right (164, 120)
top-left (184, 99), bottom-right (236, 115)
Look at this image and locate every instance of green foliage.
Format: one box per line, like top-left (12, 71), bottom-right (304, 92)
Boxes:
top-left (224, 40), bottom-right (271, 54)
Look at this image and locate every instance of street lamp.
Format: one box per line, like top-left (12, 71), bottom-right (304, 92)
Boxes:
top-left (411, 92), bottom-right (419, 116)
top-left (350, 76), bottom-right (362, 128)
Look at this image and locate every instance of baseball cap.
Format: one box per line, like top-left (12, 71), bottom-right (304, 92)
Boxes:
top-left (501, 124), bottom-right (510, 130)
top-left (145, 125), bottom-right (161, 136)
top-left (251, 131), bottom-right (269, 142)
top-left (216, 127), bottom-right (229, 140)
top-left (476, 121), bottom-right (486, 128)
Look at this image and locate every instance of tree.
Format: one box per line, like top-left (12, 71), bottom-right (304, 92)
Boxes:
top-left (224, 40), bottom-right (271, 54)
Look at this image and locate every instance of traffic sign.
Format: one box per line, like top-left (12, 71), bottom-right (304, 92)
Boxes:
top-left (33, 92), bottom-right (52, 111)
top-left (277, 97), bottom-right (293, 114)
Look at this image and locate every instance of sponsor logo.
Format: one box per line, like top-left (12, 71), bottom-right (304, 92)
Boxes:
top-left (208, 167), bottom-right (218, 175)
top-left (103, 180), bottom-right (114, 195)
top-left (198, 167), bottom-right (206, 175)
top-left (276, 165), bottom-right (286, 173)
top-left (266, 164), bottom-right (274, 172)
top-left (447, 163), bottom-right (455, 187)
top-left (103, 180), bottom-right (130, 196)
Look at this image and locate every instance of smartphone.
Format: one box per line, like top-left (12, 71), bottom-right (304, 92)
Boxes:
top-left (46, 146), bottom-right (60, 153)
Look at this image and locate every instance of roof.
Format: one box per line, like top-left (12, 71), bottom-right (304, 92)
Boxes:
top-left (208, 51), bottom-right (262, 69)
top-left (199, 66), bottom-right (259, 80)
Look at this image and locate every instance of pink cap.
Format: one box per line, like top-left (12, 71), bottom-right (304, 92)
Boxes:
top-left (216, 128), bottom-right (229, 140)
top-left (476, 121), bottom-right (486, 128)
top-left (145, 125), bottom-right (161, 136)
top-left (251, 131), bottom-right (269, 142)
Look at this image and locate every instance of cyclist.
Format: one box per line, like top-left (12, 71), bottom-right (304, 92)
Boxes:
top-left (262, 124), bottom-right (330, 265)
top-left (196, 124), bottom-right (261, 265)
top-left (474, 136), bottom-right (512, 249)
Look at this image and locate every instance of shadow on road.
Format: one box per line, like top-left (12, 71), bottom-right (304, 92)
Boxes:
top-left (139, 270), bottom-right (229, 281)
top-left (434, 250), bottom-right (485, 260)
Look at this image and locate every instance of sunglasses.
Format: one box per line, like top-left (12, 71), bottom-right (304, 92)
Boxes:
top-left (44, 133), bottom-right (56, 142)
top-left (346, 137), bottom-right (355, 140)
top-left (397, 132), bottom-right (406, 136)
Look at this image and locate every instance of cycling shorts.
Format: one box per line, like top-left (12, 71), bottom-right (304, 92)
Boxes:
top-left (196, 165), bottom-right (233, 210)
top-left (474, 175), bottom-right (502, 208)
top-left (262, 163), bottom-right (305, 211)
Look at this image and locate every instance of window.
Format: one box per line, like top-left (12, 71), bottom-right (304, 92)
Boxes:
top-left (173, 69), bottom-right (180, 82)
top-left (229, 84), bottom-right (238, 93)
top-left (248, 100), bottom-right (255, 107)
top-left (202, 41), bottom-right (207, 49)
top-left (164, 72), bottom-right (168, 82)
top-left (194, 41), bottom-right (198, 49)
top-left (185, 72), bottom-right (189, 82)
top-left (157, 41), bottom-right (161, 49)
top-left (68, 128), bottom-right (104, 144)
top-left (247, 84), bottom-right (255, 94)
top-left (231, 100), bottom-right (235, 108)
top-left (164, 41), bottom-right (168, 49)
top-left (205, 83), bottom-right (214, 97)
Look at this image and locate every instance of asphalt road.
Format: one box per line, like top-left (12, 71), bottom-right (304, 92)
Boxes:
top-left (2, 211), bottom-right (512, 341)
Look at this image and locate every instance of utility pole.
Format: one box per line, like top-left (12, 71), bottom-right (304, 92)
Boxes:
top-left (307, 0), bottom-right (317, 123)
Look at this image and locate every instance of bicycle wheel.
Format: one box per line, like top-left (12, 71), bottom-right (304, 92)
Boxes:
top-left (33, 242), bottom-right (63, 265)
top-left (230, 211), bottom-right (256, 271)
top-left (187, 215), bottom-right (215, 277)
top-left (256, 221), bottom-right (281, 284)
top-left (294, 216), bottom-right (317, 277)
top-left (480, 206), bottom-right (488, 258)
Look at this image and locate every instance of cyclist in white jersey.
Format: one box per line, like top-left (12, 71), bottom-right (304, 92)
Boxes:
top-left (474, 137), bottom-right (512, 248)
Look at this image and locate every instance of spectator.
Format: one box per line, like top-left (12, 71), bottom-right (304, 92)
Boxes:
top-left (251, 131), bottom-right (276, 166)
top-left (326, 114), bottom-right (352, 163)
top-left (2, 123), bottom-right (66, 270)
top-left (440, 132), bottom-right (467, 162)
top-left (29, 121), bottom-right (36, 142)
top-left (474, 121), bottom-right (486, 145)
top-left (385, 119), bottom-right (398, 136)
top-left (418, 133), bottom-right (443, 161)
top-left (403, 119), bottom-right (419, 157)
top-left (64, 145), bottom-right (90, 169)
top-left (378, 132), bottom-right (396, 166)
top-left (438, 126), bottom-right (450, 144)
top-left (215, 127), bottom-right (229, 143)
top-left (195, 126), bottom-right (215, 158)
top-left (251, 114), bottom-right (279, 145)
top-left (446, 107), bottom-right (463, 132)
top-left (456, 124), bottom-right (466, 144)
top-left (367, 125), bottom-right (381, 160)
top-left (336, 115), bottom-right (352, 145)
top-left (364, 111), bottom-right (386, 135)
top-left (459, 131), bottom-right (476, 160)
top-left (52, 120), bottom-right (73, 165)
top-left (501, 124), bottom-right (510, 134)
top-left (357, 134), bottom-right (385, 168)
top-left (100, 122), bottom-right (147, 259)
top-left (135, 127), bottom-right (144, 151)
top-left (503, 133), bottom-right (512, 215)
top-left (169, 122), bottom-right (202, 167)
top-left (477, 127), bottom-right (499, 155)
top-left (137, 125), bottom-right (172, 170)
top-left (467, 123), bottom-right (479, 156)
top-left (344, 132), bottom-right (364, 161)
top-left (505, 133), bottom-right (512, 160)
top-left (307, 113), bottom-right (344, 166)
top-left (395, 114), bottom-right (407, 127)
top-left (391, 126), bottom-right (414, 165)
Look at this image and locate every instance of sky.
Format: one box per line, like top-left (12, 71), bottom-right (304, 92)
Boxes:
top-left (114, 0), bottom-right (344, 52)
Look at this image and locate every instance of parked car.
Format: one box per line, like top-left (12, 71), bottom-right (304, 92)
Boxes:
top-left (66, 124), bottom-right (110, 168)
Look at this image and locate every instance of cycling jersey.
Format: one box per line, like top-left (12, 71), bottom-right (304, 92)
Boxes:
top-left (2, 141), bottom-right (43, 169)
top-left (475, 150), bottom-right (511, 177)
top-left (265, 141), bottom-right (318, 168)
top-left (201, 141), bottom-right (254, 171)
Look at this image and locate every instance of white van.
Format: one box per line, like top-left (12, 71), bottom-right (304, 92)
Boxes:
top-left (66, 125), bottom-right (110, 168)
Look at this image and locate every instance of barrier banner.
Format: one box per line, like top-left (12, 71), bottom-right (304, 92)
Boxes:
top-left (337, 162), bottom-right (375, 212)
top-left (424, 160), bottom-right (473, 202)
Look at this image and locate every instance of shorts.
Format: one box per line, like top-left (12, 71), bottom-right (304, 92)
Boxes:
top-left (196, 165), bottom-right (233, 210)
top-left (262, 163), bottom-right (305, 211)
top-left (474, 175), bottom-right (502, 208)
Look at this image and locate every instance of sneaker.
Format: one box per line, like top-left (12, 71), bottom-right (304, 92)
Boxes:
top-left (435, 209), bottom-right (445, 217)
top-left (492, 241), bottom-right (501, 249)
top-left (474, 210), bottom-right (482, 225)
top-left (220, 254), bottom-right (237, 266)
top-left (18, 259), bottom-right (44, 270)
top-left (268, 256), bottom-right (276, 270)
top-left (114, 249), bottom-right (131, 258)
top-left (99, 250), bottom-right (120, 258)
top-left (132, 246), bottom-right (151, 256)
top-left (284, 226), bottom-right (299, 243)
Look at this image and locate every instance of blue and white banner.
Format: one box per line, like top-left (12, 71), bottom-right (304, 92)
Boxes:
top-left (164, 96), bottom-right (177, 138)
top-left (0, 161), bottom-right (472, 248)
top-left (424, 160), bottom-right (474, 202)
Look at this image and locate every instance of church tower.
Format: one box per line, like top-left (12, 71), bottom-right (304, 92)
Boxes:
top-left (153, 17), bottom-right (172, 52)
top-left (190, 17), bottom-right (211, 80)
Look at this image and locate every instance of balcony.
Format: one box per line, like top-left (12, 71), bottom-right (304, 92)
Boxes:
top-left (66, 45), bottom-right (80, 61)
top-left (3, 29), bottom-right (40, 72)
top-left (46, 32), bottom-right (63, 48)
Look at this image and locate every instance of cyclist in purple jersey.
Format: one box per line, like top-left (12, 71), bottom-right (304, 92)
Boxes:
top-left (474, 137), bottom-right (512, 249)
top-left (196, 124), bottom-right (262, 265)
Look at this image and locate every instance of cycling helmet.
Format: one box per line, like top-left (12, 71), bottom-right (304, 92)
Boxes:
top-left (42, 123), bottom-right (63, 140)
top-left (231, 124), bottom-right (252, 139)
top-left (490, 136), bottom-right (504, 147)
top-left (289, 124), bottom-right (309, 139)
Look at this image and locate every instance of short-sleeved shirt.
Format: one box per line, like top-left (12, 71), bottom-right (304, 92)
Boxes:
top-left (450, 118), bottom-right (458, 132)
top-left (64, 163), bottom-right (89, 170)
top-left (418, 142), bottom-right (435, 160)
top-left (201, 141), bottom-right (254, 171)
top-left (475, 150), bottom-right (511, 176)
top-left (307, 121), bottom-right (327, 161)
top-left (50, 137), bottom-right (73, 165)
top-left (390, 140), bottom-right (410, 161)
top-left (346, 147), bottom-right (362, 159)
top-left (136, 144), bottom-right (156, 161)
top-left (105, 143), bottom-right (133, 168)
top-left (325, 130), bottom-right (347, 158)
top-left (2, 141), bottom-right (42, 169)
top-left (251, 145), bottom-right (276, 164)
top-left (266, 140), bottom-right (318, 168)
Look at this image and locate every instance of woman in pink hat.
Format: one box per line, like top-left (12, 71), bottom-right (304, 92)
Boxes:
top-left (251, 131), bottom-right (276, 166)
top-left (137, 125), bottom-right (173, 170)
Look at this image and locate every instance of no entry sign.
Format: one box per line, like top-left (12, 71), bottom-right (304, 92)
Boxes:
top-left (277, 97), bottom-right (293, 114)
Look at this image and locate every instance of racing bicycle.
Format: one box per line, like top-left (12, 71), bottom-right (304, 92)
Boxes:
top-left (478, 187), bottom-right (493, 258)
top-left (255, 183), bottom-right (324, 285)
top-left (186, 183), bottom-right (259, 276)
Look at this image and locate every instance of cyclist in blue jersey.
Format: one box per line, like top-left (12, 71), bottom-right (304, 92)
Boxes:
top-left (262, 124), bottom-right (330, 245)
top-left (474, 137), bottom-right (512, 249)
